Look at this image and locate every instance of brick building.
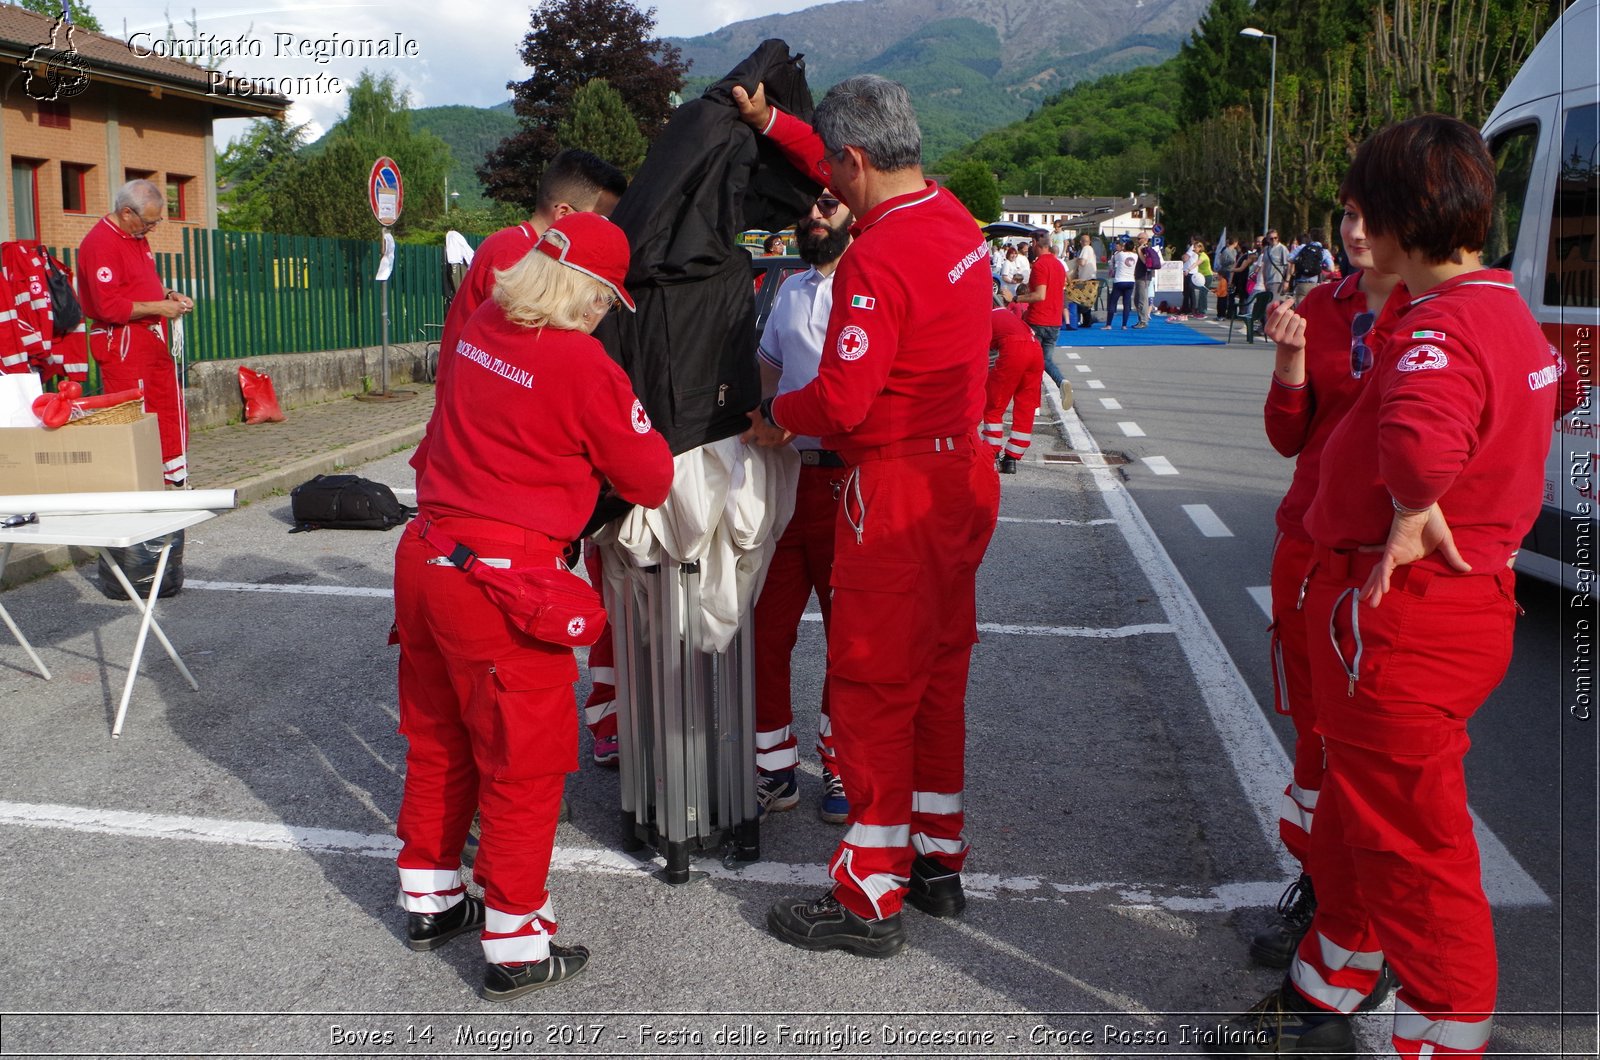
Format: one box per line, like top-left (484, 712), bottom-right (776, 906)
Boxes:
top-left (0, 5), bottom-right (286, 254)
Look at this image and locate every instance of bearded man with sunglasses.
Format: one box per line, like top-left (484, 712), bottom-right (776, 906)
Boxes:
top-left (751, 191), bottom-right (855, 825)
top-left (735, 74), bottom-right (999, 958)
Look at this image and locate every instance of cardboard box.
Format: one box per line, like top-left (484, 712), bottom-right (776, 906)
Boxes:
top-left (0, 414), bottom-right (165, 495)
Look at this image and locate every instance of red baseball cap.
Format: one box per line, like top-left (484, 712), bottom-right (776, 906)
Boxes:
top-left (534, 212), bottom-right (636, 312)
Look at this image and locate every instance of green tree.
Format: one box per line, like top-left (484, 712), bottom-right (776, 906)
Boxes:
top-left (275, 72), bottom-right (454, 240)
top-left (216, 117), bottom-right (308, 231)
top-left (1175, 0), bottom-right (1258, 128)
top-left (555, 79), bottom-right (648, 176)
top-left (482, 0), bottom-right (686, 208)
top-left (18, 0), bottom-right (101, 31)
top-left (943, 160), bottom-right (1002, 222)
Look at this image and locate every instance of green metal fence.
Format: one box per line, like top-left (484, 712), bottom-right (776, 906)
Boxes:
top-left (50, 228), bottom-right (466, 362)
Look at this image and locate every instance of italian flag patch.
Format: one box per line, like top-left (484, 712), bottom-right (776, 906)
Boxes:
top-left (1412, 330), bottom-right (1447, 341)
top-left (851, 295), bottom-right (876, 310)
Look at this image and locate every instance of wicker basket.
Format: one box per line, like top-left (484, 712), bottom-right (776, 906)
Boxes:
top-left (64, 400), bottom-right (144, 427)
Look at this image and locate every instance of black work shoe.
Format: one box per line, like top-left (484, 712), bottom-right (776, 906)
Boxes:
top-left (1355, 961), bottom-right (1398, 1013)
top-left (998, 456), bottom-right (1018, 475)
top-left (1199, 984), bottom-right (1355, 1057)
top-left (767, 890), bottom-right (906, 958)
top-left (406, 894), bottom-right (485, 952)
top-left (482, 943), bottom-right (591, 1001)
top-left (906, 854), bottom-right (966, 918)
top-left (1250, 874), bottom-right (1317, 968)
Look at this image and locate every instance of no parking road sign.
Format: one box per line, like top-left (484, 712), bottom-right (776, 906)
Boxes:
top-left (369, 157), bottom-right (403, 226)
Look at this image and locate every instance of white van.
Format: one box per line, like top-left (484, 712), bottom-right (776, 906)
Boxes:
top-left (1481, 0), bottom-right (1598, 594)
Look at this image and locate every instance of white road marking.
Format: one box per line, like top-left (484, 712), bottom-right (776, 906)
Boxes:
top-left (1086, 380), bottom-right (1105, 390)
top-left (1042, 398), bottom-right (1548, 908)
top-left (1066, 352), bottom-right (1082, 360)
top-left (1182, 504), bottom-right (1234, 538)
top-left (1075, 364), bottom-right (1093, 373)
top-left (0, 799), bottom-right (1339, 914)
top-left (803, 613), bottom-right (1173, 638)
top-left (998, 516), bottom-right (1118, 527)
top-left (1247, 586), bottom-right (1273, 618)
top-left (1118, 421), bottom-right (1146, 438)
top-left (187, 580), bottom-right (1160, 641)
top-left (186, 580), bottom-right (393, 598)
top-left (1143, 456), bottom-right (1179, 475)
top-left (1100, 398), bottom-right (1122, 410)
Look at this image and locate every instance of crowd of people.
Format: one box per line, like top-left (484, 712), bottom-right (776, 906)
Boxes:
top-left (377, 63), bottom-right (1560, 1060)
top-left (989, 225), bottom-right (1355, 338)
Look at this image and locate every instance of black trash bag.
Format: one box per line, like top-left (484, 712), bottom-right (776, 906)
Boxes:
top-left (96, 529), bottom-right (184, 600)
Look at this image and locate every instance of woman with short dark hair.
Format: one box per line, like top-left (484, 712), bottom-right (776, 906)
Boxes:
top-left (1207, 113), bottom-right (1563, 1060)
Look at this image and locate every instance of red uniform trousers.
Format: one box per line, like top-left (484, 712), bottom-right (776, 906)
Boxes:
top-left (824, 439), bottom-right (999, 920)
top-left (91, 322), bottom-right (186, 484)
top-left (1289, 551), bottom-right (1516, 1058)
top-left (580, 545), bottom-right (617, 742)
top-left (393, 517), bottom-right (580, 965)
top-left (754, 463), bottom-right (847, 772)
top-left (981, 338), bottom-right (1044, 460)
top-left (1269, 532), bottom-right (1322, 865)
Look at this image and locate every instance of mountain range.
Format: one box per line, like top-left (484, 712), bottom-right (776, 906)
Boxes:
top-left (667, 0), bottom-right (1212, 159)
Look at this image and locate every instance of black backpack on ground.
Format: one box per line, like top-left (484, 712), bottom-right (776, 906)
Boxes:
top-left (289, 474), bottom-right (415, 533)
top-left (1294, 244), bottom-right (1324, 281)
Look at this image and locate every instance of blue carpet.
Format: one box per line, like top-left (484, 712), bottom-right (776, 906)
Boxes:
top-left (1056, 316), bottom-right (1224, 347)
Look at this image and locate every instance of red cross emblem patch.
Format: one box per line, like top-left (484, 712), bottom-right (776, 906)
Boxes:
top-left (837, 325), bottom-right (869, 362)
top-left (1397, 345), bottom-right (1448, 372)
top-left (630, 399), bottom-right (652, 434)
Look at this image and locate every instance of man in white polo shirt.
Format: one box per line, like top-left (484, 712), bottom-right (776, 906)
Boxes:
top-left (752, 190), bottom-right (855, 825)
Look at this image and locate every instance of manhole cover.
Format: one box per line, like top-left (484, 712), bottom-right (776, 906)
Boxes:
top-left (1041, 450), bottom-right (1132, 466)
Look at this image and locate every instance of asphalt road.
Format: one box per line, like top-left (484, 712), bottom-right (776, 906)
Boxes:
top-left (0, 338), bottom-right (1594, 1058)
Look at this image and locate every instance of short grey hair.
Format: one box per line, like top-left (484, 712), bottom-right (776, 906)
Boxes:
top-left (813, 75), bottom-right (921, 173)
top-left (114, 179), bottom-right (163, 214)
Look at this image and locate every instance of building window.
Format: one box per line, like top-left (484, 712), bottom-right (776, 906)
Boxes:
top-left (166, 175), bottom-right (192, 220)
top-left (125, 168), bottom-right (155, 186)
top-left (37, 101), bottom-right (70, 129)
top-left (62, 162), bottom-right (91, 213)
top-left (11, 159), bottom-right (42, 241)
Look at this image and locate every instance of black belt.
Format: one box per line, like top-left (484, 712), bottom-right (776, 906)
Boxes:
top-left (798, 449), bottom-right (846, 468)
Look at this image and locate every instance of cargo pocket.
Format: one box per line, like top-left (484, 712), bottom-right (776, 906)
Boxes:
top-left (466, 650), bottom-right (580, 780)
top-left (827, 558), bottom-right (922, 684)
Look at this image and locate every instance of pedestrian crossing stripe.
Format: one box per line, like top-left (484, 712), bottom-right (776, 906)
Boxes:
top-left (851, 295), bottom-right (876, 310)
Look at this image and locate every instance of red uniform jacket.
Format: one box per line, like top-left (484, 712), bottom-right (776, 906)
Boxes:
top-left (76, 217), bottom-right (164, 327)
top-left (992, 303), bottom-right (1040, 362)
top-left (438, 222), bottom-right (539, 384)
top-left (1305, 270), bottom-right (1559, 573)
top-left (760, 112), bottom-right (990, 449)
top-left (412, 303), bottom-right (674, 542)
top-left (1022, 250), bottom-right (1066, 329)
top-left (1263, 273), bottom-right (1373, 542)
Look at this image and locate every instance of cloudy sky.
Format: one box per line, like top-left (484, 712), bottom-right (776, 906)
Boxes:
top-left (79, 0), bottom-right (822, 136)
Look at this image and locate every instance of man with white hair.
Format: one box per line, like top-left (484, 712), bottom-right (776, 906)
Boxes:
top-left (737, 74), bottom-right (999, 958)
top-left (77, 180), bottom-right (194, 486)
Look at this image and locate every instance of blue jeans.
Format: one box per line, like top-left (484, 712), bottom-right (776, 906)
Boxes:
top-left (1107, 282), bottom-right (1135, 326)
top-left (1031, 325), bottom-right (1062, 386)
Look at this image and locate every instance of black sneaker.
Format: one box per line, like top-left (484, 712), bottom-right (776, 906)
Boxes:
top-left (1250, 874), bottom-right (1317, 968)
top-left (1199, 984), bottom-right (1355, 1057)
top-left (906, 854), bottom-right (966, 918)
top-left (482, 943), bottom-right (591, 1001)
top-left (998, 456), bottom-right (1018, 475)
top-left (406, 894), bottom-right (485, 952)
top-left (767, 890), bottom-right (906, 958)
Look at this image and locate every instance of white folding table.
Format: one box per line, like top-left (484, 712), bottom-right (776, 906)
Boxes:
top-left (0, 508), bottom-right (217, 737)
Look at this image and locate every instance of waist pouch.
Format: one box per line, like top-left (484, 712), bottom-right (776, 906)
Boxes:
top-left (414, 518), bottom-right (606, 647)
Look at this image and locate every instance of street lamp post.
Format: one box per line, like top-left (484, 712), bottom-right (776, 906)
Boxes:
top-left (1240, 27), bottom-right (1277, 237)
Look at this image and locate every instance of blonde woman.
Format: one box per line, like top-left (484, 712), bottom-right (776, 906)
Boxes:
top-left (392, 213), bottom-right (673, 1001)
